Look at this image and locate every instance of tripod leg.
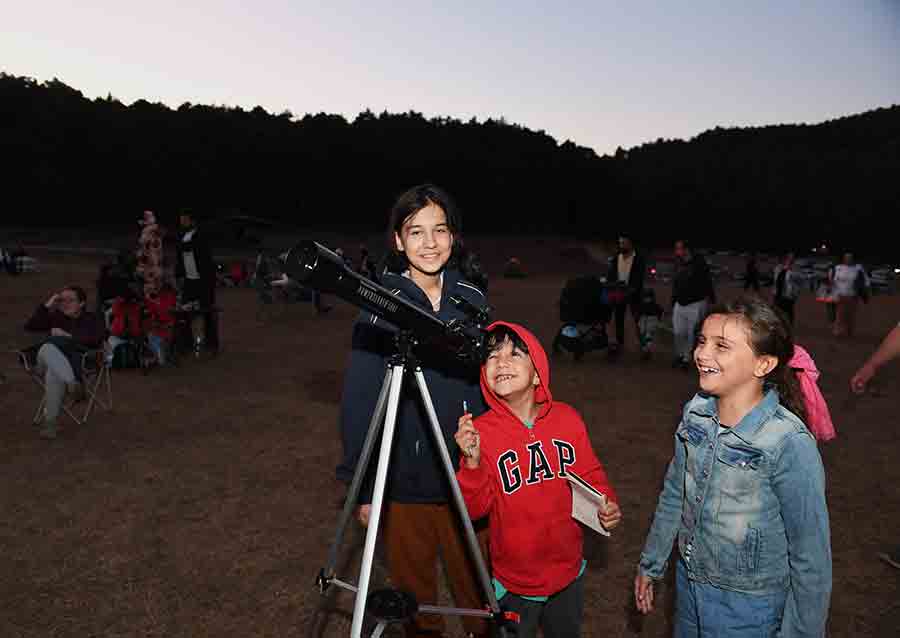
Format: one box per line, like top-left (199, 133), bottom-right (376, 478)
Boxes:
top-left (323, 367), bottom-right (393, 580)
top-left (411, 370), bottom-right (506, 627)
top-left (351, 364), bottom-right (406, 638)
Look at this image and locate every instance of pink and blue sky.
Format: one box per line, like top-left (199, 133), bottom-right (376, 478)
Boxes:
top-left (4, 1), bottom-right (899, 154)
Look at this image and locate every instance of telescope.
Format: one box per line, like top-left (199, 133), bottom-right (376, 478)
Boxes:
top-left (280, 240), bottom-right (489, 362)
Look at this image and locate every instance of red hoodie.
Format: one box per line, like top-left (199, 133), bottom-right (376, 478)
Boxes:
top-left (456, 321), bottom-right (617, 597)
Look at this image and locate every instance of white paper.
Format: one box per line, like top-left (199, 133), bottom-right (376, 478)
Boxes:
top-left (565, 470), bottom-right (610, 537)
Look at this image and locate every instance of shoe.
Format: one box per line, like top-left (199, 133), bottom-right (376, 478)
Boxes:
top-left (879, 547), bottom-right (900, 569)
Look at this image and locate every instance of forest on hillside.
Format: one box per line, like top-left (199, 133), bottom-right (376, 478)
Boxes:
top-left (2, 72), bottom-right (897, 254)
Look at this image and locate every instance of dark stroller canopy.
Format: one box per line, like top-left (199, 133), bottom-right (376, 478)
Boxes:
top-left (559, 275), bottom-right (612, 324)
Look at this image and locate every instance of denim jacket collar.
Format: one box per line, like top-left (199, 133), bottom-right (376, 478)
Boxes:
top-left (688, 390), bottom-right (780, 444)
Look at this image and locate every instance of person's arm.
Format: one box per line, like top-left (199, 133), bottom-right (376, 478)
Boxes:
top-left (336, 315), bottom-right (394, 503)
top-left (454, 414), bottom-right (496, 520)
top-left (74, 313), bottom-right (104, 347)
top-left (632, 254), bottom-right (646, 296)
top-left (637, 438), bottom-right (685, 580)
top-left (607, 256), bottom-right (617, 284)
top-left (175, 242), bottom-right (185, 280)
top-left (772, 433), bottom-right (832, 638)
top-left (569, 414), bottom-right (621, 529)
top-left (851, 323), bottom-right (900, 393)
top-left (25, 296), bottom-right (56, 332)
top-left (569, 414), bottom-right (618, 504)
top-left (671, 269), bottom-right (678, 309)
top-left (197, 233), bottom-right (216, 283)
top-left (634, 428), bottom-right (687, 614)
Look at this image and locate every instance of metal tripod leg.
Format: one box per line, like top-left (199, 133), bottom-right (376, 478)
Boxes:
top-left (350, 364), bottom-right (406, 638)
top-left (322, 369), bottom-right (393, 583)
top-left (412, 369), bottom-right (507, 632)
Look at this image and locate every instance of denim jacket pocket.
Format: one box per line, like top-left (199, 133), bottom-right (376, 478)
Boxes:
top-left (717, 444), bottom-right (764, 471)
top-left (676, 422), bottom-right (707, 448)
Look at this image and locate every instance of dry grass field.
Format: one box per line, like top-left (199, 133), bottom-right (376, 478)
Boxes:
top-left (1, 239), bottom-right (898, 637)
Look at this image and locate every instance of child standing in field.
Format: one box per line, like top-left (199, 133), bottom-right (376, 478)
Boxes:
top-left (638, 287), bottom-right (665, 360)
top-left (635, 297), bottom-right (832, 637)
top-left (455, 322), bottom-right (622, 637)
top-left (338, 184), bottom-right (490, 638)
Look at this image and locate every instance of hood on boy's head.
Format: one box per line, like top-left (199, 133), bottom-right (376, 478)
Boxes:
top-left (480, 321), bottom-right (553, 420)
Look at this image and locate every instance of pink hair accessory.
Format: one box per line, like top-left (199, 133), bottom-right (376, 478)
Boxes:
top-left (789, 345), bottom-right (836, 442)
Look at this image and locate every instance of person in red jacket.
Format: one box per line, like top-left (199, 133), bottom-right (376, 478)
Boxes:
top-left (144, 285), bottom-right (177, 365)
top-left (455, 322), bottom-right (622, 637)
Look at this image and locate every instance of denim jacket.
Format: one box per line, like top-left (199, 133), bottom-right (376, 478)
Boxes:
top-left (639, 391), bottom-right (832, 637)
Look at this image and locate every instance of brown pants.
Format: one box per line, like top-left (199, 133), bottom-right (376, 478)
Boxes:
top-left (386, 502), bottom-right (489, 637)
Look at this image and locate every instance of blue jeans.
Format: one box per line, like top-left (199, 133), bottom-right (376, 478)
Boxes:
top-left (675, 559), bottom-right (786, 638)
top-left (148, 334), bottom-right (167, 365)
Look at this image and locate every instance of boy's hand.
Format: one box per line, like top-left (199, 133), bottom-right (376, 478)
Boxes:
top-left (454, 413), bottom-right (480, 468)
top-left (45, 293), bottom-right (59, 308)
top-left (356, 504), bottom-right (371, 527)
top-left (598, 501), bottom-right (622, 530)
top-left (634, 572), bottom-right (655, 614)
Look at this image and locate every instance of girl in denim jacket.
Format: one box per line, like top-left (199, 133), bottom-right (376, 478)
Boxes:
top-left (635, 297), bottom-right (831, 637)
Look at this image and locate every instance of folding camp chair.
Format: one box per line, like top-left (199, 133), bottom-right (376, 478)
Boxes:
top-left (15, 345), bottom-right (113, 427)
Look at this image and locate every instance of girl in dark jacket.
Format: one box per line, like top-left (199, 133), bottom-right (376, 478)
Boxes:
top-left (338, 184), bottom-right (489, 637)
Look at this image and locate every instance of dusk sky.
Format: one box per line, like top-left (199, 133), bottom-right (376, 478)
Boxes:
top-left (4, 1), bottom-right (899, 154)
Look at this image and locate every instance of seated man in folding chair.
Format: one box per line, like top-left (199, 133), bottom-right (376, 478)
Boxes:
top-left (23, 285), bottom-right (104, 439)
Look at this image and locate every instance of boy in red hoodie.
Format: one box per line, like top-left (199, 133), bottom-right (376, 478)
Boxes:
top-left (455, 322), bottom-right (622, 637)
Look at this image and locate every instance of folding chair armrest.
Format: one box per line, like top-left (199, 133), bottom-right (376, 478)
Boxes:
top-left (13, 346), bottom-right (40, 373)
top-left (15, 349), bottom-right (31, 372)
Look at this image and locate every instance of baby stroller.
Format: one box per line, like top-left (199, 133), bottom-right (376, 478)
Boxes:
top-left (552, 275), bottom-right (613, 361)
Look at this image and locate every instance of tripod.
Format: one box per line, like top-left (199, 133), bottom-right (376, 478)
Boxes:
top-left (317, 333), bottom-right (513, 638)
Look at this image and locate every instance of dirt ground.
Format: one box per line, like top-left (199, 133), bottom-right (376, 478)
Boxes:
top-left (1, 241), bottom-right (898, 638)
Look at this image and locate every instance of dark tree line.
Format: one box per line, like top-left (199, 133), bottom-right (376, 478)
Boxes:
top-left (2, 72), bottom-right (897, 255)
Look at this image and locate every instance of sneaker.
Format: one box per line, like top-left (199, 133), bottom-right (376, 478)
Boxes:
top-left (878, 547), bottom-right (900, 569)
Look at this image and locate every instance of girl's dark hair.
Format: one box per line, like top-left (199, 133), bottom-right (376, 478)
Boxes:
top-left (386, 183), bottom-right (463, 268)
top-left (64, 285), bottom-right (88, 304)
top-left (705, 297), bottom-right (807, 422)
top-left (484, 325), bottom-right (530, 362)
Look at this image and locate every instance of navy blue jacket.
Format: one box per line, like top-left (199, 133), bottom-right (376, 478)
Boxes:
top-left (337, 268), bottom-right (488, 504)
